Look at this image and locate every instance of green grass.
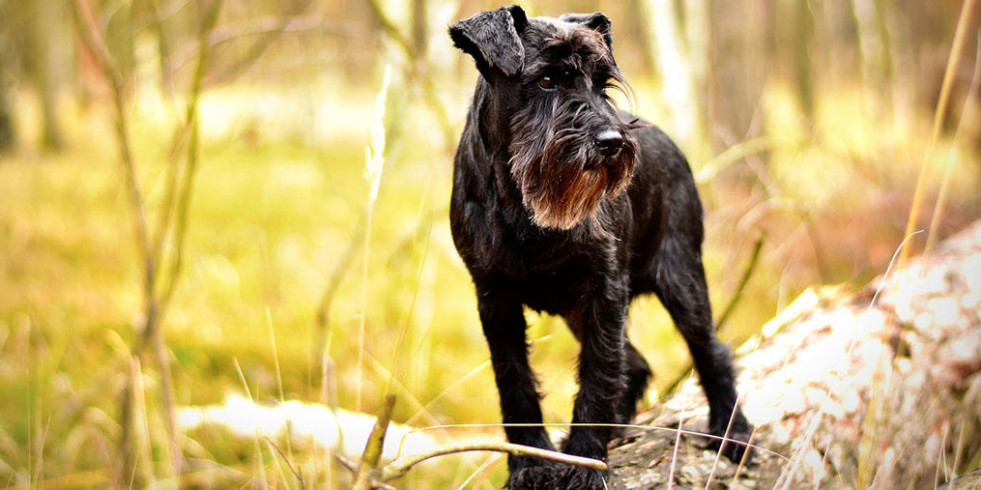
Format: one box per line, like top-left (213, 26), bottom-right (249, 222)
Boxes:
top-left (0, 73), bottom-right (977, 487)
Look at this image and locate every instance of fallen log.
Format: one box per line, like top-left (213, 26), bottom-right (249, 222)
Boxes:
top-left (609, 222), bottom-right (981, 488)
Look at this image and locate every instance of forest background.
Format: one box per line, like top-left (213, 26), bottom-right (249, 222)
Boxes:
top-left (0, 0), bottom-right (978, 487)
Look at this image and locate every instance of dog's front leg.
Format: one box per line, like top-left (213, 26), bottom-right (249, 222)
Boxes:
top-left (559, 286), bottom-right (630, 487)
top-left (476, 290), bottom-right (556, 482)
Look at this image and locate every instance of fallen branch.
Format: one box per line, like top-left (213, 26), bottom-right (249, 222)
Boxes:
top-left (381, 441), bottom-right (608, 483)
top-left (610, 221), bottom-right (981, 488)
top-left (341, 394), bottom-right (607, 488)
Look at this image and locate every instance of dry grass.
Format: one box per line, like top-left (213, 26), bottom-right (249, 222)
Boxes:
top-left (1, 17), bottom-right (980, 486)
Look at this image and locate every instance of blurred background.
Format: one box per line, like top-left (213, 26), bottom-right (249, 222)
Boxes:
top-left (0, 0), bottom-right (978, 487)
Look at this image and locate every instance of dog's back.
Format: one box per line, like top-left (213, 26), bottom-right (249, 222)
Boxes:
top-left (624, 121), bottom-right (707, 297)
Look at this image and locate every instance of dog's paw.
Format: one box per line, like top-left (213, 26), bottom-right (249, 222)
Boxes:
top-left (507, 461), bottom-right (608, 490)
top-left (552, 464), bottom-right (608, 489)
top-left (708, 416), bottom-right (754, 463)
top-left (506, 463), bottom-right (554, 489)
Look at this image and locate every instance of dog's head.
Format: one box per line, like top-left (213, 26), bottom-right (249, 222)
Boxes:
top-left (451, 5), bottom-right (640, 230)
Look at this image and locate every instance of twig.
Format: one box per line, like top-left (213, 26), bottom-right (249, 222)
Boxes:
top-left (667, 372), bottom-right (692, 490)
top-left (313, 210), bottom-right (367, 373)
top-left (334, 452), bottom-right (358, 474)
top-left (705, 393), bottom-right (747, 489)
top-left (150, 3), bottom-right (224, 480)
top-left (169, 14), bottom-right (352, 76)
top-left (204, 0), bottom-right (314, 86)
top-left (695, 137), bottom-right (771, 184)
top-left (70, 1), bottom-right (157, 482)
top-left (354, 394), bottom-right (398, 490)
top-left (365, 0), bottom-right (411, 54)
top-left (380, 441), bottom-right (608, 483)
top-left (71, 0), bottom-right (154, 313)
top-left (716, 232), bottom-right (766, 332)
top-left (130, 357), bottom-right (157, 486)
top-left (146, 0), bottom-right (177, 98)
top-left (265, 437), bottom-right (306, 489)
top-left (365, 0), bottom-right (455, 147)
top-left (156, 0), bottom-right (222, 316)
top-left (730, 426), bottom-right (757, 483)
top-left (339, 395), bottom-right (601, 488)
top-left (70, 0), bottom-right (228, 482)
top-left (206, 15), bottom-right (353, 47)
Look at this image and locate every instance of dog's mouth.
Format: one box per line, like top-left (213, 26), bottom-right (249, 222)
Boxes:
top-left (510, 135), bottom-right (638, 230)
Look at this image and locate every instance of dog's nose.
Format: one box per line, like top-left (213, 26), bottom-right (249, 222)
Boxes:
top-left (596, 130), bottom-right (624, 158)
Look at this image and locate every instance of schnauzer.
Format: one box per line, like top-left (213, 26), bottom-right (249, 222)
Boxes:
top-left (448, 5), bottom-right (752, 488)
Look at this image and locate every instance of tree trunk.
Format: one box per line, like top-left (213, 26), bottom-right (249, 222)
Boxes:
top-left (0, 0), bottom-right (12, 151)
top-left (642, 0), bottom-right (702, 148)
top-left (706, 0), bottom-right (768, 146)
top-left (794, 0), bottom-right (815, 121)
top-left (0, 55), bottom-right (13, 152)
top-left (609, 222), bottom-right (981, 488)
top-left (851, 0), bottom-right (894, 119)
top-left (410, 0), bottom-right (426, 59)
top-left (29, 0), bottom-right (65, 151)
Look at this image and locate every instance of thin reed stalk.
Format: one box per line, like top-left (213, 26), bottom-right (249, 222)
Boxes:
top-left (926, 35), bottom-right (981, 253)
top-left (901, 0), bottom-right (977, 263)
top-left (356, 65), bottom-right (392, 413)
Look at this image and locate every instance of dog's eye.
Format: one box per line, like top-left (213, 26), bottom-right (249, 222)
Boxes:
top-left (538, 75), bottom-right (557, 91)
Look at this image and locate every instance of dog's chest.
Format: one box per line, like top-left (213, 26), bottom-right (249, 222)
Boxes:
top-left (464, 222), bottom-right (611, 314)
top-left (514, 262), bottom-right (599, 315)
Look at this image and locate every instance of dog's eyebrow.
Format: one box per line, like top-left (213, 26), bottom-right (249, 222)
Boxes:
top-left (537, 16), bottom-right (575, 35)
top-left (525, 50), bottom-right (581, 76)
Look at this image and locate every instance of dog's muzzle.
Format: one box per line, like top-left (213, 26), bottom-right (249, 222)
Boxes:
top-left (595, 129), bottom-right (624, 158)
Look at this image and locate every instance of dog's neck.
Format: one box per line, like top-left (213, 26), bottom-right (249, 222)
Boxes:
top-left (471, 77), bottom-right (514, 157)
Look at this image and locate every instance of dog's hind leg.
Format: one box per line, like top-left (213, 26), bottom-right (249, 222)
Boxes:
top-left (651, 232), bottom-right (753, 462)
top-left (617, 341), bottom-right (652, 424)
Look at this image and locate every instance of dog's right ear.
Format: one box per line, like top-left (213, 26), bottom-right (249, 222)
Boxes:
top-left (449, 5), bottom-right (527, 78)
top-left (559, 12), bottom-right (613, 52)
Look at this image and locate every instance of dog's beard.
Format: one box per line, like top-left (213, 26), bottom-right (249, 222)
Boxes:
top-left (510, 128), bottom-right (637, 230)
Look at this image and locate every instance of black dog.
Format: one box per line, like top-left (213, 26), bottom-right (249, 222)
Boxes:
top-left (449, 5), bottom-right (752, 488)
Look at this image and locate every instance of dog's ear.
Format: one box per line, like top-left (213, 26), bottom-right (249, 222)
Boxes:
top-left (449, 5), bottom-right (528, 78)
top-left (559, 12), bottom-right (613, 51)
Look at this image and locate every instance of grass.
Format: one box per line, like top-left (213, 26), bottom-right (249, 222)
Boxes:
top-left (0, 57), bottom-right (979, 487)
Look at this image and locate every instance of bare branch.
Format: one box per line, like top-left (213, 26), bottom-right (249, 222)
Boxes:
top-left (364, 0), bottom-right (455, 147)
top-left (354, 394), bottom-right (398, 490)
top-left (168, 15), bottom-right (354, 76)
top-left (716, 231), bottom-right (766, 332)
top-left (157, 0), bottom-right (222, 314)
top-left (204, 1), bottom-right (315, 86)
top-left (313, 211), bottom-right (367, 374)
top-left (381, 441), bottom-right (608, 483)
top-left (365, 0), bottom-right (412, 58)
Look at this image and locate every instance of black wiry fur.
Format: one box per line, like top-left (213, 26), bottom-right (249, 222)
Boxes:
top-left (449, 6), bottom-right (753, 489)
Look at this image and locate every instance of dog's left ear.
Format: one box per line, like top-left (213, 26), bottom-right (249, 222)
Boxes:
top-left (449, 5), bottom-right (528, 78)
top-left (559, 12), bottom-right (613, 51)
